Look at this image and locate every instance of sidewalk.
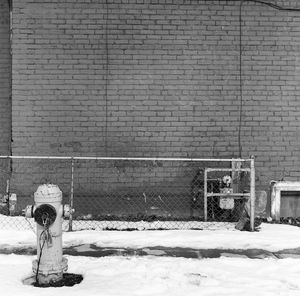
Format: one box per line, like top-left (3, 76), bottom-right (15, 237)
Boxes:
top-left (2, 222), bottom-right (300, 259)
top-left (1, 243), bottom-right (300, 259)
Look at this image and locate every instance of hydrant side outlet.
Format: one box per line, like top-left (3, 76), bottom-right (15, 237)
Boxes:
top-left (24, 205), bottom-right (35, 218)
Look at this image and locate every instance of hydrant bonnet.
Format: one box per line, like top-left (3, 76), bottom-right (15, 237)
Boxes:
top-left (34, 184), bottom-right (62, 203)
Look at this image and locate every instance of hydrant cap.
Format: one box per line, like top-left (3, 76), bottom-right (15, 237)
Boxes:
top-left (34, 184), bottom-right (62, 203)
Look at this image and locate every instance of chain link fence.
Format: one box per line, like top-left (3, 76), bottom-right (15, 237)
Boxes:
top-left (0, 156), bottom-right (255, 231)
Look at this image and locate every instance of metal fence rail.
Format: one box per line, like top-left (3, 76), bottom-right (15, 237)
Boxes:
top-left (0, 155), bottom-right (255, 231)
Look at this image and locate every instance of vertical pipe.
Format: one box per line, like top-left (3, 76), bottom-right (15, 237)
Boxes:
top-left (8, 0), bottom-right (13, 162)
top-left (68, 158), bottom-right (74, 232)
top-left (238, 0), bottom-right (244, 158)
top-left (204, 169), bottom-right (208, 222)
top-left (232, 160), bottom-right (241, 193)
top-left (104, 0), bottom-right (109, 156)
top-left (250, 156), bottom-right (255, 231)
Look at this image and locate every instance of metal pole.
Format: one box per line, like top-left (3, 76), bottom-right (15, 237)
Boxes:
top-left (204, 169), bottom-right (208, 222)
top-left (250, 156), bottom-right (255, 231)
top-left (0, 155), bottom-right (252, 162)
top-left (68, 158), bottom-right (74, 232)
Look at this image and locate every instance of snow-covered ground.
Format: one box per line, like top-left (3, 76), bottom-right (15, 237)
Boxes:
top-left (2, 254), bottom-right (300, 296)
top-left (1, 221), bottom-right (300, 252)
top-left (0, 213), bottom-right (238, 231)
top-left (2, 215), bottom-right (300, 295)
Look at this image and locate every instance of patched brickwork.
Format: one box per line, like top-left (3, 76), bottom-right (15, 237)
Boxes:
top-left (11, 0), bottom-right (300, 193)
top-left (0, 0), bottom-right (11, 155)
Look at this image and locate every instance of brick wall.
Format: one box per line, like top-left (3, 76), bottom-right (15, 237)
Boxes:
top-left (0, 0), bottom-right (11, 155)
top-left (11, 0), bottom-right (300, 198)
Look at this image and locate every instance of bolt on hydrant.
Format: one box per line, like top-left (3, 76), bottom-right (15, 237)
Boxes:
top-left (24, 184), bottom-right (72, 285)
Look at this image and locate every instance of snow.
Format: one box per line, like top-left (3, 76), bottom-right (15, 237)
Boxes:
top-left (2, 255), bottom-right (300, 296)
top-left (0, 214), bottom-right (238, 231)
top-left (2, 215), bottom-right (300, 295)
top-left (64, 223), bottom-right (300, 251)
top-left (1, 221), bottom-right (300, 252)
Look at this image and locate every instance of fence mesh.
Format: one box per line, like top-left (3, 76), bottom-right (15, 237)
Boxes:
top-left (0, 157), bottom-right (253, 231)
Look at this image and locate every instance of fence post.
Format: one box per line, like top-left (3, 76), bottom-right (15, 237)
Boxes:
top-left (250, 156), bottom-right (255, 231)
top-left (68, 157), bottom-right (74, 232)
top-left (204, 169), bottom-right (208, 222)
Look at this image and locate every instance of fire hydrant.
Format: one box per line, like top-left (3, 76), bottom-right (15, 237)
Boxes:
top-left (24, 184), bottom-right (71, 285)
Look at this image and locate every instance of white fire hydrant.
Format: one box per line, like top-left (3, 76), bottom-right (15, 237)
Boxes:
top-left (24, 184), bottom-right (71, 285)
